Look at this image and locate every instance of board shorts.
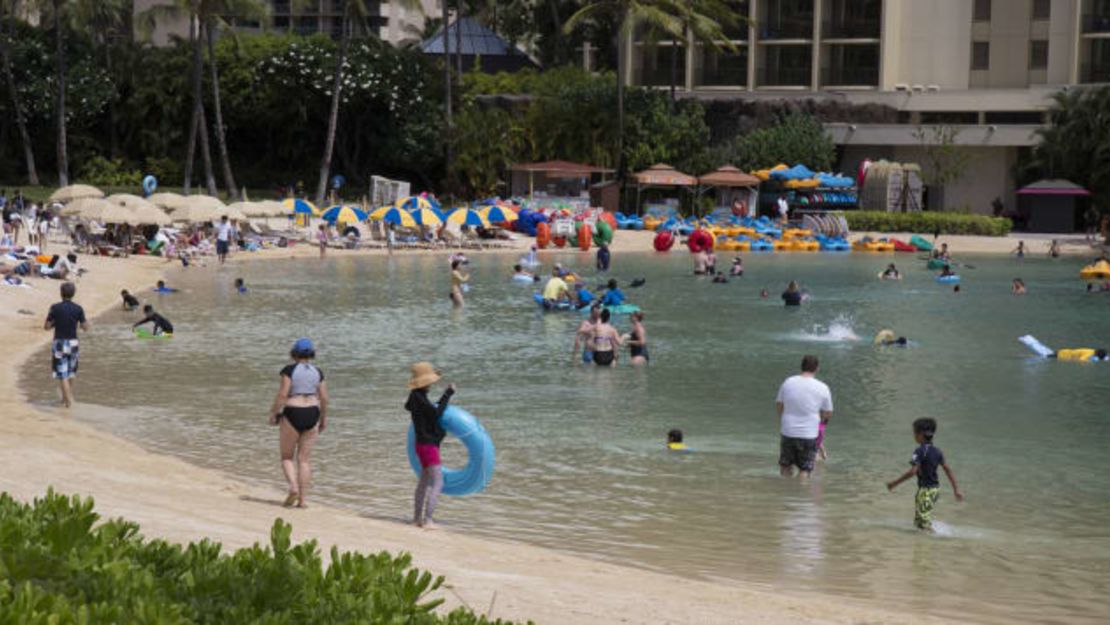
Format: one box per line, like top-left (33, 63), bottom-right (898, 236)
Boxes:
top-left (415, 443), bottom-right (441, 468)
top-left (216, 240), bottom-right (229, 255)
top-left (51, 339), bottom-right (79, 380)
top-left (582, 349), bottom-right (594, 364)
top-left (779, 435), bottom-right (817, 472)
top-left (914, 487), bottom-right (940, 530)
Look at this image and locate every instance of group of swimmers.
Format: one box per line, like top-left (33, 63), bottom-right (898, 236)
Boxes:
top-left (571, 306), bottom-right (648, 366)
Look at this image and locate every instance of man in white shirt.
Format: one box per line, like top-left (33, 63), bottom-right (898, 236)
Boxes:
top-left (215, 215), bottom-right (233, 264)
top-left (775, 354), bottom-right (833, 478)
top-left (776, 195), bottom-right (789, 224)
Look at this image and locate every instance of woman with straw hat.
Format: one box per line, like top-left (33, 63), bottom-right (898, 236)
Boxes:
top-left (406, 362), bottom-right (456, 529)
top-left (268, 338), bottom-right (329, 508)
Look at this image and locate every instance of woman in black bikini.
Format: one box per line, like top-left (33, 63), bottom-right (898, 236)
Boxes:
top-left (268, 338), bottom-right (329, 508)
top-left (590, 309), bottom-right (623, 366)
top-left (628, 311), bottom-right (649, 365)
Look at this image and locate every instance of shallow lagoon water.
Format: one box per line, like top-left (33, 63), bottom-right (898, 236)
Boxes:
top-left (24, 250), bottom-right (1110, 624)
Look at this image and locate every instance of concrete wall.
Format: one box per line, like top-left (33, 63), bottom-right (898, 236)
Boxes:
top-left (885, 0), bottom-right (972, 89)
top-left (839, 144), bottom-right (1018, 215)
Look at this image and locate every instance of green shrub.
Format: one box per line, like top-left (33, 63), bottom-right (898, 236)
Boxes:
top-left (77, 156), bottom-right (142, 188)
top-left (845, 211), bottom-right (1012, 237)
top-left (0, 490), bottom-right (527, 625)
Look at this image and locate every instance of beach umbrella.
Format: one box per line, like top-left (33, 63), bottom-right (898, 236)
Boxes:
top-left (409, 206), bottom-right (444, 227)
top-left (172, 204), bottom-right (219, 224)
top-left (481, 205), bottom-right (518, 224)
top-left (147, 192), bottom-right (187, 211)
top-left (230, 201), bottom-right (268, 218)
top-left (62, 197), bottom-right (111, 217)
top-left (100, 205), bottom-right (138, 226)
top-left (283, 198), bottom-right (319, 216)
top-left (371, 206), bottom-right (417, 228)
top-left (106, 193), bottom-right (158, 212)
top-left (179, 194), bottom-right (226, 212)
top-left (131, 205), bottom-right (172, 226)
top-left (321, 205), bottom-right (368, 224)
top-left (394, 195), bottom-right (440, 212)
top-left (446, 208), bottom-right (490, 228)
top-left (74, 199), bottom-right (114, 221)
top-left (214, 204), bottom-right (249, 222)
top-left (369, 205), bottom-right (393, 221)
top-left (49, 184), bottom-right (104, 203)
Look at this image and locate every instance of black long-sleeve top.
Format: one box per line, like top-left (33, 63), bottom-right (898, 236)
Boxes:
top-left (406, 387), bottom-right (454, 446)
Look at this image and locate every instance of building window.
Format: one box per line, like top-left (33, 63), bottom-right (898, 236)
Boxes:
top-left (971, 41), bottom-right (989, 70)
top-left (1030, 40), bottom-right (1048, 69)
top-left (1031, 0), bottom-right (1050, 20)
top-left (973, 0), bottom-right (991, 22)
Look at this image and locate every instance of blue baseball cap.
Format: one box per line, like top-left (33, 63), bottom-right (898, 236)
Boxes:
top-left (292, 338), bottom-right (314, 355)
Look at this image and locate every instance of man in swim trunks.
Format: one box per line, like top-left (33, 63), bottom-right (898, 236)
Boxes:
top-left (775, 355), bottom-right (832, 478)
top-left (542, 268), bottom-right (570, 308)
top-left (44, 281), bottom-right (87, 408)
top-left (133, 304), bottom-right (174, 336)
top-left (573, 306), bottom-right (601, 364)
top-left (215, 215), bottom-right (233, 264)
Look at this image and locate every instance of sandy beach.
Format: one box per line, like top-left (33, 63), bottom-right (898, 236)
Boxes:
top-left (2, 227), bottom-right (1089, 624)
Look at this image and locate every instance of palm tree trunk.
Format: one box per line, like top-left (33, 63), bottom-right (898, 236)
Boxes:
top-left (0, 10), bottom-right (39, 185)
top-left (106, 36), bottom-right (119, 159)
top-left (53, 0), bottom-right (69, 186)
top-left (315, 5), bottom-right (350, 206)
top-left (669, 39), bottom-right (677, 107)
top-left (191, 19), bottom-right (217, 196)
top-left (443, 0), bottom-right (453, 193)
top-left (207, 20), bottom-right (238, 197)
top-left (197, 91), bottom-right (218, 196)
top-left (615, 13), bottom-right (626, 175)
top-left (455, 0), bottom-right (463, 78)
top-left (547, 0), bottom-right (562, 65)
top-left (183, 16), bottom-right (200, 194)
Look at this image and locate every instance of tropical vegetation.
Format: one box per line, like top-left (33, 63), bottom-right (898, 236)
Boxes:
top-left (846, 211), bottom-right (1012, 237)
top-left (0, 490), bottom-right (526, 624)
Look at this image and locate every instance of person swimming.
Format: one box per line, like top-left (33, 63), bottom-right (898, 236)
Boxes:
top-left (880, 263), bottom-right (901, 280)
top-left (512, 264), bottom-right (536, 282)
top-left (782, 280), bottom-right (803, 306)
top-left (939, 264), bottom-right (956, 277)
top-left (874, 329), bottom-right (909, 346)
top-left (133, 304), bottom-right (174, 336)
top-left (712, 274), bottom-right (729, 284)
top-left (667, 429), bottom-right (687, 451)
top-left (1012, 278), bottom-right (1026, 295)
top-left (730, 257), bottom-right (744, 277)
top-left (120, 289), bottom-right (139, 311)
top-left (574, 282), bottom-right (595, 308)
top-left (760, 288), bottom-right (769, 299)
top-left (235, 278), bottom-right (248, 294)
top-left (153, 280), bottom-right (177, 293)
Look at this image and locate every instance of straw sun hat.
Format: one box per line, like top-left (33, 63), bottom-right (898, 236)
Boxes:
top-left (408, 362), bottom-right (442, 389)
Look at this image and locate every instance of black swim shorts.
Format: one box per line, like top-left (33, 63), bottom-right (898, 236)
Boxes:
top-left (779, 435), bottom-right (817, 472)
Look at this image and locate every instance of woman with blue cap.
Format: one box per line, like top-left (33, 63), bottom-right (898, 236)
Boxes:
top-left (268, 338), bottom-right (329, 508)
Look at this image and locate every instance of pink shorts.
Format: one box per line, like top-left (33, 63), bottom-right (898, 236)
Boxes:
top-left (415, 443), bottom-right (441, 468)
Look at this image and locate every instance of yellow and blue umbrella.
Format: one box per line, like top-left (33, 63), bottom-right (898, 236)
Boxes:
top-left (322, 205), bottom-right (368, 223)
top-left (447, 208), bottom-right (490, 228)
top-left (395, 195), bottom-right (441, 212)
top-left (409, 207), bottom-right (445, 227)
top-left (481, 204), bottom-right (518, 224)
top-left (283, 198), bottom-right (320, 216)
top-left (371, 206), bottom-right (417, 228)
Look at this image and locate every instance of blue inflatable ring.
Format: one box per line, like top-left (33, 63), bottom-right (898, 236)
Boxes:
top-left (936, 274), bottom-right (961, 284)
top-left (407, 406), bottom-right (495, 496)
top-left (142, 175), bottom-right (158, 195)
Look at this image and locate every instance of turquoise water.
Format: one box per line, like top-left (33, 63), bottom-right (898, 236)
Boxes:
top-left (24, 251), bottom-right (1110, 624)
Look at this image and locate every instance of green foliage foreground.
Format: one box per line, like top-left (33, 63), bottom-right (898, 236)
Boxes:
top-left (845, 211), bottom-right (1013, 237)
top-left (0, 490), bottom-right (525, 625)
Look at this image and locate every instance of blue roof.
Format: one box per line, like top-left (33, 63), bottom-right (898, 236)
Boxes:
top-left (421, 17), bottom-right (527, 57)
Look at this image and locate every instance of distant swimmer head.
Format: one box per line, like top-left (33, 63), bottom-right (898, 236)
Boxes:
top-left (667, 429), bottom-right (686, 450)
top-left (760, 288), bottom-right (769, 298)
top-left (600, 308), bottom-right (611, 323)
top-left (157, 280), bottom-right (165, 289)
top-left (631, 311), bottom-right (645, 322)
top-left (589, 305), bottom-right (601, 321)
top-left (234, 278), bottom-right (244, 288)
top-left (513, 264), bottom-right (522, 272)
top-left (291, 337), bottom-right (315, 360)
top-left (954, 285), bottom-right (961, 293)
top-left (874, 329), bottom-right (896, 345)
top-left (913, 418), bottom-right (937, 443)
top-left (142, 304), bottom-right (154, 314)
top-left (1097, 349), bottom-right (1108, 361)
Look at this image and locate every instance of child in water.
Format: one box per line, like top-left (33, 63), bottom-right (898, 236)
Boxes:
top-left (153, 280), bottom-right (177, 293)
top-left (406, 362), bottom-right (456, 529)
top-left (600, 278), bottom-right (625, 306)
top-left (120, 289), bottom-right (139, 311)
top-left (667, 429), bottom-right (687, 451)
top-left (730, 257), bottom-right (744, 277)
top-left (235, 278), bottom-right (248, 294)
top-left (886, 418), bottom-right (964, 532)
top-left (133, 304), bottom-right (174, 336)
top-left (1012, 278), bottom-right (1026, 295)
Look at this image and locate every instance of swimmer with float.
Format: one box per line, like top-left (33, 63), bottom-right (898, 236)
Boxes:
top-left (667, 429), bottom-right (687, 451)
top-left (600, 278), bottom-right (625, 307)
top-left (1019, 335), bottom-right (1109, 361)
top-left (541, 267), bottom-right (571, 309)
top-left (874, 329), bottom-right (909, 347)
top-left (574, 282), bottom-right (594, 308)
top-left (152, 280), bottom-right (177, 293)
top-left (880, 263), bottom-right (902, 280)
top-left (133, 304), bottom-right (174, 337)
top-left (406, 362), bottom-right (456, 529)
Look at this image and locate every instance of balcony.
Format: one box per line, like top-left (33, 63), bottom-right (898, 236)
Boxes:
top-left (1080, 63), bottom-right (1110, 83)
top-left (1082, 14), bottom-right (1110, 34)
top-left (822, 19), bottom-right (880, 40)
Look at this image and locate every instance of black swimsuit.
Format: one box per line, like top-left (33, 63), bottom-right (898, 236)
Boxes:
top-left (282, 406), bottom-right (320, 433)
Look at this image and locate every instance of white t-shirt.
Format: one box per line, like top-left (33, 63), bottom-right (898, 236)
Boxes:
top-left (777, 197), bottom-right (789, 218)
top-left (776, 374), bottom-right (833, 439)
top-left (216, 222), bottom-right (233, 242)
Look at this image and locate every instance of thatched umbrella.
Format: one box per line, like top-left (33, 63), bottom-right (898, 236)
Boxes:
top-left (224, 202), bottom-right (259, 219)
top-left (76, 200), bottom-right (116, 221)
top-left (214, 204), bottom-right (249, 222)
top-left (172, 204), bottom-right (219, 224)
top-left (49, 184), bottom-right (104, 203)
top-left (179, 194), bottom-right (226, 212)
top-left (131, 205), bottom-right (172, 226)
top-left (262, 200), bottom-right (292, 217)
top-left (62, 197), bottom-right (111, 217)
top-left (100, 205), bottom-right (138, 226)
top-left (147, 192), bottom-right (187, 211)
top-left (105, 193), bottom-right (158, 212)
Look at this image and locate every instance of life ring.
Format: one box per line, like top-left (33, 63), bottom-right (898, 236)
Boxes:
top-left (553, 236), bottom-right (566, 248)
top-left (598, 211), bottom-right (617, 231)
top-left (407, 406), bottom-right (495, 496)
top-left (653, 230), bottom-right (675, 252)
top-left (535, 222), bottom-right (551, 249)
top-left (578, 223), bottom-right (592, 251)
top-left (142, 175), bottom-right (158, 196)
top-left (595, 220), bottom-right (614, 246)
top-left (687, 229), bottom-right (713, 253)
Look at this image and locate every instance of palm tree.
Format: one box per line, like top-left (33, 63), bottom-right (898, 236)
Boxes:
top-left (443, 0), bottom-right (452, 193)
top-left (72, 0), bottom-right (128, 159)
top-left (0, 0), bottom-right (38, 184)
top-left (564, 0), bottom-right (704, 173)
top-left (48, 0), bottom-right (69, 186)
top-left (314, 0), bottom-right (421, 205)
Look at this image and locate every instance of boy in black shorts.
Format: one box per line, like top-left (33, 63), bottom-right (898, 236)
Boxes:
top-left (886, 418), bottom-right (964, 532)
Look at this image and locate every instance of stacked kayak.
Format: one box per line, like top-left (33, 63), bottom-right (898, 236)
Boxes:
top-left (910, 235), bottom-right (933, 252)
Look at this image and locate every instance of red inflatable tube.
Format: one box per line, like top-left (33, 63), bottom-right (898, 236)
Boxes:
top-left (535, 222), bottom-right (551, 249)
top-left (687, 229), bottom-right (713, 253)
top-left (653, 230), bottom-right (675, 252)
